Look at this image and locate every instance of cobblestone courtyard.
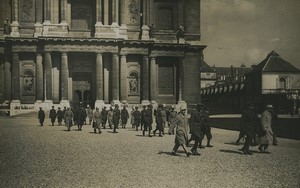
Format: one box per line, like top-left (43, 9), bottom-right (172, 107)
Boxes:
top-left (0, 116), bottom-right (299, 188)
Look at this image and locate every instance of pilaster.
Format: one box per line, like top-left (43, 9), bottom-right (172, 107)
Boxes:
top-left (120, 54), bottom-right (127, 103)
top-left (36, 53), bottom-right (43, 100)
top-left (150, 57), bottom-right (157, 101)
top-left (142, 55), bottom-right (149, 104)
top-left (4, 59), bottom-right (11, 101)
top-left (10, 0), bottom-right (20, 37)
top-left (44, 52), bottom-right (52, 100)
top-left (111, 53), bottom-right (120, 102)
top-left (61, 52), bottom-right (69, 101)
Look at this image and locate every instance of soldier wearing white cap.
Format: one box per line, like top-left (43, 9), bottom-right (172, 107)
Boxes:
top-left (258, 104), bottom-right (274, 153)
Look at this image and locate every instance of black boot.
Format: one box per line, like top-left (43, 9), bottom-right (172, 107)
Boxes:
top-left (94, 128), bottom-right (96, 133)
top-left (206, 139), bottom-right (213, 147)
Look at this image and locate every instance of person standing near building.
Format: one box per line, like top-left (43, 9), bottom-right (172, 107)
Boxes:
top-left (49, 106), bottom-right (56, 126)
top-left (121, 105), bottom-right (129, 129)
top-left (189, 104), bottom-right (204, 155)
top-left (101, 106), bottom-right (108, 129)
top-left (240, 104), bottom-right (258, 155)
top-left (153, 104), bottom-right (164, 137)
top-left (161, 104), bottom-right (167, 135)
top-left (141, 106), bottom-right (147, 131)
top-left (62, 107), bottom-right (67, 125)
top-left (56, 107), bottom-right (63, 126)
top-left (38, 107), bottom-right (45, 126)
top-left (132, 106), bottom-right (141, 131)
top-left (143, 104), bottom-right (153, 137)
top-left (171, 108), bottom-right (191, 157)
top-left (202, 106), bottom-right (213, 148)
top-left (168, 105), bottom-right (177, 135)
top-left (271, 110), bottom-right (279, 146)
top-left (86, 105), bottom-right (93, 125)
top-left (108, 106), bottom-right (114, 129)
top-left (113, 104), bottom-right (121, 133)
top-left (64, 107), bottom-right (74, 131)
top-left (93, 107), bottom-right (102, 134)
top-left (258, 105), bottom-right (274, 153)
top-left (77, 105), bottom-right (87, 131)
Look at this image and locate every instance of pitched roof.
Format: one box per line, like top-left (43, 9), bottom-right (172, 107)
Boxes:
top-left (252, 51), bottom-right (300, 73)
top-left (201, 60), bottom-right (215, 72)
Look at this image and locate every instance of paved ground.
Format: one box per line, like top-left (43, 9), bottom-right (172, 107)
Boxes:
top-left (0, 116), bottom-right (299, 188)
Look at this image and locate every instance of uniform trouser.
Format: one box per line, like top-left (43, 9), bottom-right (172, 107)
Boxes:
top-left (237, 130), bottom-right (246, 142)
top-left (204, 127), bottom-right (212, 140)
top-left (243, 133), bottom-right (253, 152)
top-left (141, 121), bottom-right (145, 130)
top-left (134, 122), bottom-right (140, 130)
top-left (168, 123), bottom-right (175, 134)
top-left (143, 123), bottom-right (152, 136)
top-left (173, 143), bottom-right (180, 152)
top-left (113, 122), bottom-right (119, 132)
top-left (39, 119), bottom-right (44, 126)
top-left (57, 118), bottom-right (62, 125)
top-left (51, 118), bottom-right (56, 125)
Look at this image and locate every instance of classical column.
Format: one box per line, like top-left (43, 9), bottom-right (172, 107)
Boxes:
top-left (61, 52), bottom-right (69, 100)
top-left (120, 0), bottom-right (126, 25)
top-left (96, 0), bottom-right (103, 23)
top-left (112, 0), bottom-right (119, 24)
top-left (142, 55), bottom-right (149, 103)
top-left (11, 53), bottom-right (20, 100)
top-left (10, 0), bottom-right (20, 37)
top-left (60, 0), bottom-right (67, 23)
top-left (96, 53), bottom-right (104, 100)
top-left (44, 0), bottom-right (51, 23)
top-left (111, 53), bottom-right (120, 102)
top-left (34, 0), bottom-right (43, 37)
top-left (44, 52), bottom-right (52, 100)
top-left (150, 57), bottom-right (157, 101)
top-left (178, 58), bottom-right (184, 101)
top-left (120, 54), bottom-right (127, 102)
top-left (4, 59), bottom-right (11, 101)
top-left (103, 0), bottom-right (109, 25)
top-left (36, 54), bottom-right (43, 100)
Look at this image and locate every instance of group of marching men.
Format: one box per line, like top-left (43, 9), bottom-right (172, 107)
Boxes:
top-left (37, 102), bottom-right (214, 157)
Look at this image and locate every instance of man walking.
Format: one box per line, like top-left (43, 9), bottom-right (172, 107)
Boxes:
top-left (87, 105), bottom-right (93, 125)
top-left (77, 105), bottom-right (87, 131)
top-left (143, 104), bottom-right (153, 137)
top-left (132, 106), bottom-right (141, 131)
top-left (258, 105), bottom-right (274, 153)
top-left (101, 106), bottom-right (108, 129)
top-left (49, 106), bottom-right (56, 126)
top-left (121, 105), bottom-right (129, 129)
top-left (202, 106), bottom-right (213, 148)
top-left (93, 107), bottom-right (102, 134)
top-left (64, 107), bottom-right (73, 131)
top-left (113, 104), bottom-right (121, 133)
top-left (153, 104), bottom-right (164, 137)
top-left (108, 106), bottom-right (114, 129)
top-left (240, 104), bottom-right (258, 155)
top-left (38, 107), bottom-right (45, 126)
top-left (168, 105), bottom-right (177, 135)
top-left (140, 106), bottom-right (147, 131)
top-left (189, 104), bottom-right (204, 155)
top-left (171, 108), bottom-right (191, 157)
top-left (57, 107), bottom-right (63, 126)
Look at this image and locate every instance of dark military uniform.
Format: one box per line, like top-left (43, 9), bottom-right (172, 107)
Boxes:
top-left (202, 108), bottom-right (213, 147)
top-left (132, 107), bottom-right (141, 131)
top-left (189, 106), bottom-right (204, 155)
top-left (153, 105), bottom-right (164, 137)
top-left (121, 107), bottom-right (129, 128)
top-left (77, 106), bottom-right (87, 131)
top-left (101, 107), bottom-right (108, 129)
top-left (168, 108), bottom-right (177, 135)
top-left (113, 105), bottom-right (121, 133)
top-left (49, 107), bottom-right (56, 126)
top-left (241, 106), bottom-right (258, 155)
top-left (38, 108), bottom-right (45, 126)
top-left (93, 108), bottom-right (102, 134)
top-left (143, 105), bottom-right (153, 137)
top-left (56, 108), bottom-right (63, 126)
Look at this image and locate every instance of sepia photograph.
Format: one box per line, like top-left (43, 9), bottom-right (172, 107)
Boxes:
top-left (0, 0), bottom-right (299, 187)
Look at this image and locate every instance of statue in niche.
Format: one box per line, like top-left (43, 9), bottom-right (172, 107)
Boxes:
top-left (149, 24), bottom-right (155, 38)
top-left (22, 0), bottom-right (33, 20)
top-left (128, 0), bottom-right (139, 23)
top-left (176, 24), bottom-right (185, 43)
top-left (23, 71), bottom-right (34, 92)
top-left (129, 76), bottom-right (138, 93)
top-left (3, 18), bottom-right (10, 35)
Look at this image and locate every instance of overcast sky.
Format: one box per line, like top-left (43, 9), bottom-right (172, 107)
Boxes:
top-left (201, 0), bottom-right (300, 69)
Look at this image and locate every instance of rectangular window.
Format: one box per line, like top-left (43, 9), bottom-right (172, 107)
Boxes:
top-left (158, 66), bottom-right (174, 95)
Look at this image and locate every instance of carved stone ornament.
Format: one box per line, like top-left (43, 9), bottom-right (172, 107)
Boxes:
top-left (22, 0), bottom-right (34, 21)
top-left (128, 0), bottom-right (139, 23)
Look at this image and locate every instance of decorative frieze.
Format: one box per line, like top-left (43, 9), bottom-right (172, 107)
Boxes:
top-left (44, 44), bottom-right (118, 53)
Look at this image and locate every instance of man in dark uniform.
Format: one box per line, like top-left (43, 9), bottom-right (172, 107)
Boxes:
top-left (168, 105), bottom-right (177, 135)
top-left (62, 107), bottom-right (67, 125)
top-left (77, 105), bottom-right (87, 131)
top-left (143, 104), bottom-right (153, 137)
top-left (121, 105), bottom-right (129, 129)
top-left (113, 104), bottom-right (121, 133)
top-left (153, 104), bottom-right (164, 137)
top-left (49, 106), bottom-right (56, 126)
top-left (132, 106), bottom-right (141, 131)
top-left (38, 107), bottom-right (45, 126)
top-left (189, 104), bottom-right (205, 155)
top-left (101, 106), bottom-right (108, 129)
top-left (241, 103), bottom-right (259, 155)
top-left (56, 107), bottom-right (63, 126)
top-left (201, 106), bottom-right (213, 147)
top-left (140, 106), bottom-right (147, 131)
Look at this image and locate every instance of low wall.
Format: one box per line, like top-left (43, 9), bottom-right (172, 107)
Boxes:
top-left (210, 115), bottom-right (300, 140)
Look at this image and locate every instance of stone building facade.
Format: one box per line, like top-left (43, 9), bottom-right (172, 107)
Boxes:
top-left (0, 0), bottom-right (205, 110)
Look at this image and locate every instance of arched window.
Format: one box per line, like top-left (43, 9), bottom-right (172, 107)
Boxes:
top-left (279, 77), bottom-right (286, 89)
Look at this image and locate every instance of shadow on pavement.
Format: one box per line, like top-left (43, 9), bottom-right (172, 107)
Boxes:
top-left (158, 151), bottom-right (187, 157)
top-left (224, 142), bottom-right (242, 146)
top-left (219, 149), bottom-right (243, 155)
